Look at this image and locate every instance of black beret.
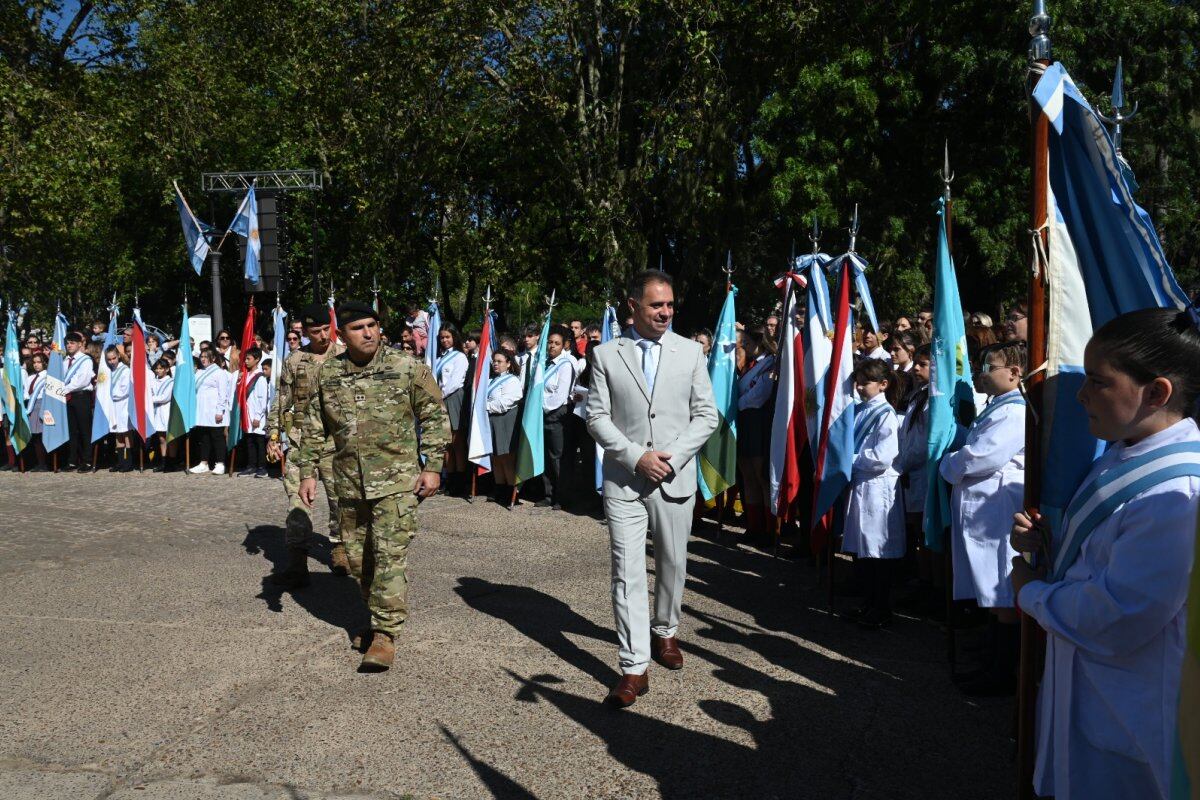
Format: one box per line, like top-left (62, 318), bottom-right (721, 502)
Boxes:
top-left (336, 301), bottom-right (378, 327)
top-left (299, 303), bottom-right (329, 327)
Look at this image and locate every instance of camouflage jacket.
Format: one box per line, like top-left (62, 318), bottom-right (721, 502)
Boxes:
top-left (266, 341), bottom-right (344, 443)
top-left (295, 344), bottom-right (449, 500)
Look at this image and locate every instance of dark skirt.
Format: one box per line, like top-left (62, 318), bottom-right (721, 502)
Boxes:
top-left (444, 389), bottom-right (465, 432)
top-left (738, 405), bottom-right (772, 459)
top-left (489, 407), bottom-right (520, 456)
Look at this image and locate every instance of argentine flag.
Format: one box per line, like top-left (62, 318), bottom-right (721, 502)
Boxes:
top-left (515, 308), bottom-right (552, 484)
top-left (91, 305), bottom-right (120, 443)
top-left (594, 304), bottom-right (617, 490)
top-left (1031, 62), bottom-right (1192, 541)
top-left (173, 181), bottom-right (211, 276)
top-left (40, 311), bottom-right (71, 453)
top-left (228, 185), bottom-right (261, 284)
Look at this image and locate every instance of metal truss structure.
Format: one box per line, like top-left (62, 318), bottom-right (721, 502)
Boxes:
top-left (201, 170), bottom-right (322, 193)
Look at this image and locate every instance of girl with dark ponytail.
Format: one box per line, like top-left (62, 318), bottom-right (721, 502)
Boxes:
top-left (1010, 307), bottom-right (1200, 800)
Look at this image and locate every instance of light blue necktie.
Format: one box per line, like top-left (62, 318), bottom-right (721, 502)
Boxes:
top-left (638, 339), bottom-right (657, 395)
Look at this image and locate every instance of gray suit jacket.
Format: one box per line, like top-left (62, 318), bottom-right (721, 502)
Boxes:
top-left (586, 329), bottom-right (718, 501)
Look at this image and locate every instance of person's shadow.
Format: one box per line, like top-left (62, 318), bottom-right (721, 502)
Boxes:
top-left (454, 577), bottom-right (618, 687)
top-left (243, 521), bottom-right (367, 643)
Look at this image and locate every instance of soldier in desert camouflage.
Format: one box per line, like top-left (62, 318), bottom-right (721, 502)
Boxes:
top-left (266, 303), bottom-right (347, 588)
top-left (295, 301), bottom-right (450, 672)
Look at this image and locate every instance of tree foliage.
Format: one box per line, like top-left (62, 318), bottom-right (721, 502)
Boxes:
top-left (1, 0), bottom-right (1196, 332)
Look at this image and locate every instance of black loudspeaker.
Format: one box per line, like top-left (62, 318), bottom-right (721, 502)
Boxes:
top-left (243, 194), bottom-right (282, 294)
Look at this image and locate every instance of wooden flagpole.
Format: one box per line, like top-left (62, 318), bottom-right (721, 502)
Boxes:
top-left (1017, 3), bottom-right (1053, 798)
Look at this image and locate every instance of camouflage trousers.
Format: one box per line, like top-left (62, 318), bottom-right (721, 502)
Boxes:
top-left (282, 451), bottom-right (342, 548)
top-left (338, 492), bottom-right (419, 638)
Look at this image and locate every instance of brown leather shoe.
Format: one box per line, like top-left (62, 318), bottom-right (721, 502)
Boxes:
top-left (330, 544), bottom-right (350, 576)
top-left (606, 672), bottom-right (649, 708)
top-left (359, 632), bottom-right (395, 672)
top-left (651, 634), bottom-right (684, 670)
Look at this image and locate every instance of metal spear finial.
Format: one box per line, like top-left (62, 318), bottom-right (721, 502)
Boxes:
top-left (942, 140), bottom-right (955, 202)
top-left (545, 288), bottom-right (557, 313)
top-left (328, 278), bottom-right (335, 304)
top-left (809, 214), bottom-right (820, 256)
top-left (483, 285), bottom-right (494, 309)
top-left (848, 205), bottom-right (860, 253)
top-left (1098, 56), bottom-right (1139, 156)
top-left (724, 250), bottom-right (734, 280)
top-left (1029, 0), bottom-right (1052, 63)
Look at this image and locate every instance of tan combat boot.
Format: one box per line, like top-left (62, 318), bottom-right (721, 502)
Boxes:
top-left (329, 543), bottom-right (350, 576)
top-left (359, 632), bottom-right (395, 672)
top-left (269, 547), bottom-right (310, 589)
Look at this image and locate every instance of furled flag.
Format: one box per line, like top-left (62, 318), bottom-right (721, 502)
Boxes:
top-left (167, 303), bottom-right (196, 443)
top-left (128, 308), bottom-right (158, 441)
top-left (1031, 62), bottom-right (1192, 543)
top-left (327, 293), bottom-right (338, 343)
top-left (174, 181), bottom-right (212, 276)
top-left (227, 184), bottom-right (261, 284)
top-left (698, 287), bottom-right (739, 501)
top-left (2, 308), bottom-right (31, 454)
top-left (271, 304), bottom-right (287, 395)
top-left (467, 309), bottom-right (497, 473)
top-left (810, 258), bottom-right (858, 528)
top-left (802, 252), bottom-right (833, 455)
top-left (768, 271), bottom-right (808, 518)
top-left (425, 300), bottom-right (442, 373)
top-left (923, 197), bottom-right (975, 550)
top-left (227, 303), bottom-right (258, 450)
top-left (514, 306), bottom-right (553, 485)
top-left (40, 310), bottom-right (71, 453)
top-left (594, 303), bottom-right (617, 491)
top-left (91, 304), bottom-right (120, 443)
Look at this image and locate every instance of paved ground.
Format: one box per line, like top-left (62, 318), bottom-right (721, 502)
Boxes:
top-left (0, 471), bottom-right (1014, 799)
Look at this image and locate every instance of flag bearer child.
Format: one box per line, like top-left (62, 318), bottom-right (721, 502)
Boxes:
top-left (239, 347), bottom-right (270, 477)
top-left (105, 346), bottom-right (134, 473)
top-left (1010, 308), bottom-right (1200, 800)
top-left (149, 358), bottom-right (173, 471)
top-left (842, 358), bottom-right (905, 629)
top-left (939, 340), bottom-right (1026, 696)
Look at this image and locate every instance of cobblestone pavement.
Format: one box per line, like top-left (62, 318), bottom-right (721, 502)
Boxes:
top-left (0, 471), bottom-right (1014, 799)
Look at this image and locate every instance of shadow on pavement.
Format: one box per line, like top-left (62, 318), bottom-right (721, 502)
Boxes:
top-left (454, 577), bottom-right (618, 687)
top-left (440, 724), bottom-right (539, 799)
top-left (243, 524), bottom-right (368, 641)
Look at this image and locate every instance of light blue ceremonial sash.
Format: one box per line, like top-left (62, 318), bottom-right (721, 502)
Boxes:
top-left (25, 374), bottom-right (46, 413)
top-left (64, 355), bottom-right (87, 385)
top-left (1049, 441), bottom-right (1200, 581)
top-left (972, 392), bottom-right (1026, 429)
top-left (110, 364), bottom-right (127, 391)
top-left (853, 400), bottom-right (890, 453)
top-left (487, 373), bottom-right (516, 398)
top-left (543, 358), bottom-right (569, 388)
top-left (434, 350), bottom-right (464, 383)
top-left (194, 365), bottom-right (219, 392)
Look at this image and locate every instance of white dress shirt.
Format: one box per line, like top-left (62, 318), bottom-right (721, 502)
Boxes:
top-left (63, 352), bottom-right (95, 394)
top-left (434, 349), bottom-right (468, 396)
top-left (543, 351), bottom-right (577, 412)
top-left (485, 371), bottom-right (523, 414)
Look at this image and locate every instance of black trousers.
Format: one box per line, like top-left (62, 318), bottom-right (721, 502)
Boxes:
top-left (196, 426), bottom-right (226, 466)
top-left (66, 392), bottom-right (93, 466)
top-left (244, 433), bottom-right (266, 469)
top-left (542, 406), bottom-right (570, 503)
top-left (862, 558), bottom-right (895, 615)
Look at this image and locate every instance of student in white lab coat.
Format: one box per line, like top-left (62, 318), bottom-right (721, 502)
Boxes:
top-left (190, 349), bottom-right (230, 475)
top-left (149, 358), bottom-right (174, 471)
top-left (486, 347), bottom-right (524, 507)
top-left (940, 340), bottom-right (1026, 696)
top-left (842, 358), bottom-right (905, 629)
top-left (237, 347), bottom-right (270, 477)
top-left (1010, 308), bottom-right (1200, 800)
top-left (104, 346), bottom-right (135, 473)
top-left (21, 353), bottom-right (48, 470)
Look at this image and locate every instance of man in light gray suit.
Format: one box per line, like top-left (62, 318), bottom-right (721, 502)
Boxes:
top-left (586, 269), bottom-right (718, 707)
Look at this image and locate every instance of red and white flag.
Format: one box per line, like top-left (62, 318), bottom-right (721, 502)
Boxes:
top-left (129, 310), bottom-right (157, 441)
top-left (768, 272), bottom-right (809, 520)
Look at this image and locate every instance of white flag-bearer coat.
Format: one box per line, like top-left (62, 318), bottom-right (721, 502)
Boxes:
top-left (194, 364), bottom-right (230, 427)
top-left (107, 364), bottom-right (131, 434)
top-left (244, 368), bottom-right (269, 435)
top-left (840, 392), bottom-right (905, 559)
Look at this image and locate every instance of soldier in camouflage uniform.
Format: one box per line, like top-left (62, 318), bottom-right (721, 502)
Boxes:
top-left (266, 303), bottom-right (348, 588)
top-left (296, 301), bottom-right (450, 672)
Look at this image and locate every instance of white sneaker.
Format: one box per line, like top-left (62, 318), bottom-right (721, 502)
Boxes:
top-left (212, 463), bottom-right (226, 475)
top-left (189, 462), bottom-right (210, 474)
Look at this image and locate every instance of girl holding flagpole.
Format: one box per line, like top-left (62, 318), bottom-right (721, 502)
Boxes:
top-left (22, 353), bottom-right (48, 470)
top-left (104, 346), bottom-right (134, 473)
top-left (486, 347), bottom-right (523, 507)
top-left (149, 358), bottom-right (174, 471)
top-left (190, 349), bottom-right (230, 475)
top-left (1010, 308), bottom-right (1200, 800)
top-left (434, 324), bottom-right (470, 495)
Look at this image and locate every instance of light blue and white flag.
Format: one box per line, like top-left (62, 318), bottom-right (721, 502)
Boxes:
top-left (40, 310), bottom-right (71, 453)
top-left (923, 197), bottom-right (975, 550)
top-left (174, 181), bottom-right (211, 276)
top-left (811, 260), bottom-right (856, 527)
top-left (467, 310), bottom-right (497, 472)
top-left (515, 308), bottom-right (552, 484)
top-left (800, 252), bottom-right (833, 455)
top-left (425, 300), bottom-right (442, 372)
top-left (91, 304), bottom-right (120, 443)
top-left (699, 288), bottom-right (738, 501)
top-left (227, 185), bottom-right (261, 284)
top-left (595, 304), bottom-right (617, 490)
top-left (1032, 61), bottom-right (1192, 544)
top-left (271, 304), bottom-right (287, 395)
top-left (2, 308), bottom-right (31, 453)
